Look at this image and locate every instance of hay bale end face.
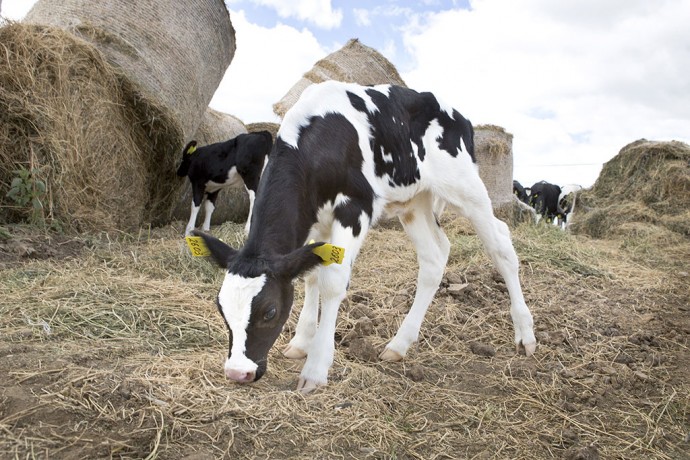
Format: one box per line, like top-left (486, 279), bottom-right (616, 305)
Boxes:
top-left (474, 124), bottom-right (514, 207)
top-left (273, 38), bottom-right (406, 119)
top-left (0, 23), bottom-right (181, 231)
top-left (0, 1), bottom-right (236, 231)
top-left (247, 122), bottom-right (280, 141)
top-left (171, 109), bottom-right (250, 226)
top-left (570, 139), bottom-right (690, 239)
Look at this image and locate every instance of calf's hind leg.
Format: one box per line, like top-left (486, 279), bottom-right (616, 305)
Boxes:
top-left (380, 192), bottom-right (451, 361)
top-left (440, 182), bottom-right (536, 355)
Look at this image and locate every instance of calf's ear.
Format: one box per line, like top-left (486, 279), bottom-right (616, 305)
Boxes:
top-left (273, 242), bottom-right (325, 280)
top-left (191, 231), bottom-right (237, 268)
top-left (183, 141), bottom-right (198, 155)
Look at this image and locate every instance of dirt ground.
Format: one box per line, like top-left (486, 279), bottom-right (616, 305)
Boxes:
top-left (1, 216), bottom-right (688, 459)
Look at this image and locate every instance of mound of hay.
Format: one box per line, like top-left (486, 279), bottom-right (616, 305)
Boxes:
top-left (570, 139), bottom-right (690, 239)
top-left (171, 109), bottom-right (250, 227)
top-left (0, 23), bottom-right (181, 230)
top-left (24, 0), bottom-right (235, 141)
top-left (273, 38), bottom-right (406, 119)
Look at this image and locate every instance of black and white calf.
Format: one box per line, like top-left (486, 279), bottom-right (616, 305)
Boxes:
top-left (529, 180), bottom-right (567, 225)
top-left (513, 180), bottom-right (530, 204)
top-left (195, 81), bottom-right (536, 393)
top-left (177, 131), bottom-right (272, 236)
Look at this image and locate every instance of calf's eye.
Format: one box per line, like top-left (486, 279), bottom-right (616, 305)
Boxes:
top-left (264, 307), bottom-right (277, 321)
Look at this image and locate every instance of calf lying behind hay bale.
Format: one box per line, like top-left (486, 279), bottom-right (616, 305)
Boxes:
top-left (0, 23), bottom-right (181, 230)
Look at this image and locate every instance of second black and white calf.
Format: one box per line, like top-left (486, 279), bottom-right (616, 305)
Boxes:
top-left (177, 131), bottom-right (272, 235)
top-left (195, 81), bottom-right (536, 393)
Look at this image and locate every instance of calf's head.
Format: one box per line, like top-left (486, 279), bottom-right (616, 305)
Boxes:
top-left (194, 232), bottom-right (324, 383)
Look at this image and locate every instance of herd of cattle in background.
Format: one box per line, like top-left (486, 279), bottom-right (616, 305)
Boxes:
top-left (513, 180), bottom-right (584, 228)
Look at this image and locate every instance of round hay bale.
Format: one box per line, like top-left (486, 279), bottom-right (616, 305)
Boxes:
top-left (171, 109), bottom-right (251, 227)
top-left (273, 38), bottom-right (406, 119)
top-left (0, 23), bottom-right (181, 231)
top-left (570, 139), bottom-right (690, 238)
top-left (247, 122), bottom-right (280, 141)
top-left (474, 124), bottom-right (514, 208)
top-left (24, 0), bottom-right (235, 142)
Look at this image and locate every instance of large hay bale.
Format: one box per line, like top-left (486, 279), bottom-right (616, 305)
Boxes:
top-left (474, 125), bottom-right (514, 207)
top-left (24, 0), bottom-right (235, 141)
top-left (471, 124), bottom-right (531, 226)
top-left (0, 23), bottom-right (180, 230)
top-left (171, 109), bottom-right (250, 227)
top-left (273, 38), bottom-right (406, 119)
top-left (570, 139), bottom-right (690, 238)
top-left (0, 1), bottom-right (235, 231)
top-left (247, 122), bottom-right (280, 141)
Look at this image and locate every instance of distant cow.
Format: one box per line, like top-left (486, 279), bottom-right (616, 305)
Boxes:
top-left (513, 180), bottom-right (530, 204)
top-left (193, 81), bottom-right (536, 393)
top-left (529, 180), bottom-right (567, 224)
top-left (177, 131), bottom-right (272, 235)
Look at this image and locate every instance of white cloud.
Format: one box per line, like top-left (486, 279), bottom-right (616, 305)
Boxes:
top-left (353, 8), bottom-right (371, 27)
top-left (401, 0), bottom-right (690, 186)
top-left (249, 0), bottom-right (343, 29)
top-left (209, 9), bottom-right (327, 123)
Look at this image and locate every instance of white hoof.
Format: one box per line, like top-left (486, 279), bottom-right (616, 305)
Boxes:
top-left (283, 345), bottom-right (307, 359)
top-left (379, 347), bottom-right (404, 362)
top-left (516, 341), bottom-right (537, 356)
top-left (296, 377), bottom-right (324, 394)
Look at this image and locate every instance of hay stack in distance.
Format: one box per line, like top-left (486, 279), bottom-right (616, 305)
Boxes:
top-left (474, 124), bottom-right (513, 207)
top-left (247, 122), bottom-right (280, 141)
top-left (273, 38), bottom-right (406, 119)
top-left (570, 139), bottom-right (690, 239)
top-left (171, 109), bottom-right (250, 227)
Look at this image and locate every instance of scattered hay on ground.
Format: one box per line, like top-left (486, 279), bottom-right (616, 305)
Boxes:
top-left (0, 217), bottom-right (688, 459)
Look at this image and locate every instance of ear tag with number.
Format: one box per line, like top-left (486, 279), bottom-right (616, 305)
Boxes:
top-left (309, 240), bottom-right (345, 266)
top-left (185, 236), bottom-right (210, 257)
top-left (186, 145), bottom-right (197, 155)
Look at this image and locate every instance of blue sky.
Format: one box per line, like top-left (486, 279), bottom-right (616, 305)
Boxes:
top-left (3, 0), bottom-right (689, 187)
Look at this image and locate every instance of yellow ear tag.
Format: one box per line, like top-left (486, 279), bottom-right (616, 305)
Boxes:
top-left (309, 240), bottom-right (345, 266)
top-left (185, 236), bottom-right (210, 257)
top-left (186, 145), bottom-right (197, 155)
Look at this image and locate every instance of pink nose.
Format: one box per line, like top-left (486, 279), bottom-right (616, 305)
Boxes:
top-left (225, 369), bottom-right (255, 383)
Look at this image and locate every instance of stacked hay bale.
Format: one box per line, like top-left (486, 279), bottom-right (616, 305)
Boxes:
top-left (247, 122), bottom-right (280, 141)
top-left (473, 125), bottom-right (534, 225)
top-left (24, 0), bottom-right (234, 142)
top-left (171, 109), bottom-right (249, 227)
top-left (0, 0), bottom-right (234, 231)
top-left (273, 38), bottom-right (406, 119)
top-left (570, 139), bottom-right (690, 240)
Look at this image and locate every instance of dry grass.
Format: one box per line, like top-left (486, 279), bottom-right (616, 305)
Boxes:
top-left (1, 214), bottom-right (688, 459)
